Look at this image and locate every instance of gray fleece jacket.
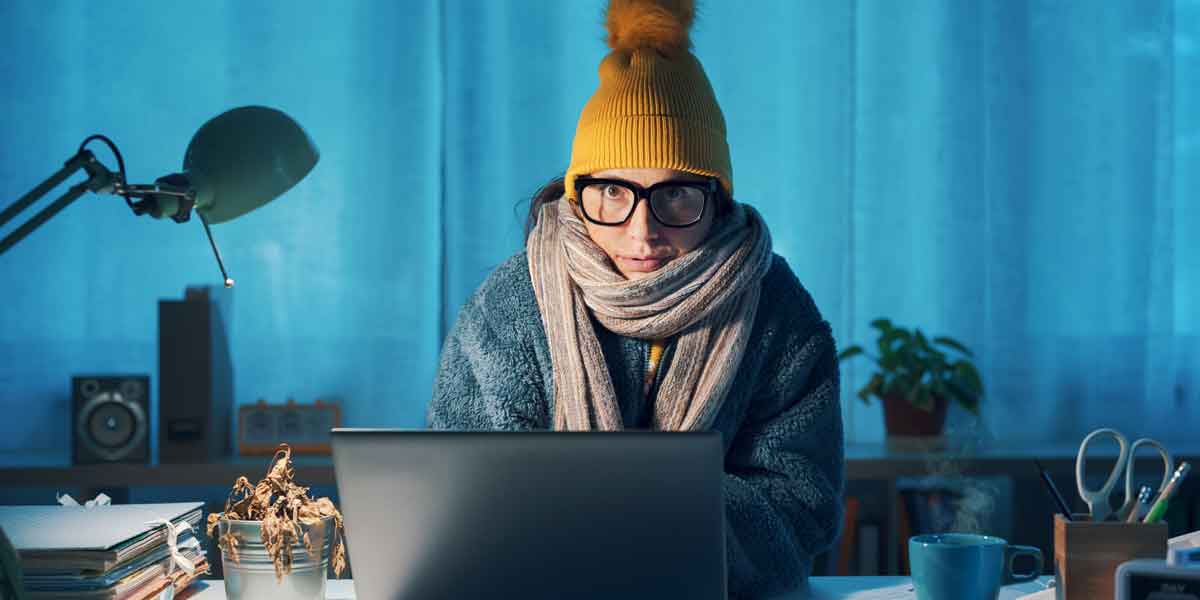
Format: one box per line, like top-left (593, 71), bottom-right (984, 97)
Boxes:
top-left (427, 251), bottom-right (844, 599)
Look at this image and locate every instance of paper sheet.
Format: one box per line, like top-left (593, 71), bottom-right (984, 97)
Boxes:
top-left (0, 503), bottom-right (202, 551)
top-left (1013, 588), bottom-right (1056, 600)
top-left (841, 582), bottom-right (915, 599)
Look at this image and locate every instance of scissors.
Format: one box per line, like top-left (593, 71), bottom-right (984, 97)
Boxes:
top-left (1075, 428), bottom-right (1174, 522)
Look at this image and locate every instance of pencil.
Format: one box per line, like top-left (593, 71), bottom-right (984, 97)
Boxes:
top-left (1125, 485), bottom-right (1153, 523)
top-left (1144, 462), bottom-right (1191, 524)
top-left (1035, 459), bottom-right (1073, 521)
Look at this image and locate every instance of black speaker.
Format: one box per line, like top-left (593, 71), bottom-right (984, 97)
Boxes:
top-left (159, 286), bottom-right (233, 462)
top-left (72, 375), bottom-right (150, 464)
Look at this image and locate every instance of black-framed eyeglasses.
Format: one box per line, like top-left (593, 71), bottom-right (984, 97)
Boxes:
top-left (573, 176), bottom-right (718, 227)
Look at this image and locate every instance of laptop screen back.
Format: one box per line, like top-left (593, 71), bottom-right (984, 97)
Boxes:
top-left (331, 429), bottom-right (725, 600)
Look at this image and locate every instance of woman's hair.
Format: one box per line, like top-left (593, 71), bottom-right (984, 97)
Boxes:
top-left (524, 177), bottom-right (568, 239)
top-left (523, 175), bottom-right (733, 240)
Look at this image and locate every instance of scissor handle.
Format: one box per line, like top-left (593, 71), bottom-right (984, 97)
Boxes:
top-left (1076, 428), bottom-right (1130, 521)
top-left (1117, 438), bottom-right (1174, 520)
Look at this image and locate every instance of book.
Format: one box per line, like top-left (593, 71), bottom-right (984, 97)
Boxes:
top-left (857, 524), bottom-right (880, 575)
top-left (27, 556), bottom-right (209, 600)
top-left (0, 502), bottom-right (207, 599)
top-left (23, 538), bottom-right (204, 591)
top-left (836, 496), bottom-right (860, 575)
top-left (0, 503), bottom-right (202, 573)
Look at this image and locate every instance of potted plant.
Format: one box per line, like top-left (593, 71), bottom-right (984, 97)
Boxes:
top-left (207, 444), bottom-right (347, 600)
top-left (837, 318), bottom-right (983, 437)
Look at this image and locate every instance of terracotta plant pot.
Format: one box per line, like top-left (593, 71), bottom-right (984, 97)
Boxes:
top-left (881, 392), bottom-right (948, 437)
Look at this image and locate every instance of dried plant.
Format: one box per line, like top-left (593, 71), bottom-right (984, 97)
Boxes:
top-left (206, 444), bottom-right (347, 581)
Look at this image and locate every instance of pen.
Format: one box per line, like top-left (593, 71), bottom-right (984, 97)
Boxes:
top-left (1144, 462), bottom-right (1191, 524)
top-left (1125, 485), bottom-right (1153, 523)
top-left (1035, 459), bottom-right (1073, 521)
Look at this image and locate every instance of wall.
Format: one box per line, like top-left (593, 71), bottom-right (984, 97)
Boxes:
top-left (1, 0), bottom-right (1197, 454)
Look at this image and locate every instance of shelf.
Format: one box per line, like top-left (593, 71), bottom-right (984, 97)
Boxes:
top-left (5, 439), bottom-right (1197, 487)
top-left (845, 438), bottom-right (1200, 480)
top-left (0, 452), bottom-right (334, 488)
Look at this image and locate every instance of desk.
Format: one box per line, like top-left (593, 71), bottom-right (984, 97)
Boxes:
top-left (183, 577), bottom-right (1055, 599)
top-left (5, 440), bottom-right (1197, 575)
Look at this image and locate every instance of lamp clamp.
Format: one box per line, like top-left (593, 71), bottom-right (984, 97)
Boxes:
top-left (122, 174), bottom-right (196, 224)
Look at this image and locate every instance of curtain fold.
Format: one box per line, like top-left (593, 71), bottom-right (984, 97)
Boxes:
top-left (0, 0), bottom-right (1194, 449)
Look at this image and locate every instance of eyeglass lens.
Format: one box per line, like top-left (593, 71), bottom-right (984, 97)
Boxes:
top-left (580, 183), bottom-right (705, 226)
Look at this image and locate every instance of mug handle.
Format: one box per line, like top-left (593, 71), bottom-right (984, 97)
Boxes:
top-left (1004, 544), bottom-right (1044, 584)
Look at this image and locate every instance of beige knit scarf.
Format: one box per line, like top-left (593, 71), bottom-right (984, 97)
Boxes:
top-left (527, 196), bottom-right (773, 432)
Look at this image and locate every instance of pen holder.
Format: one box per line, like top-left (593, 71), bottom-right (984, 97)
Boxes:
top-left (1053, 513), bottom-right (1167, 600)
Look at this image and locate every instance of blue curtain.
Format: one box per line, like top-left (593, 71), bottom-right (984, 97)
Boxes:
top-left (1, 0), bottom-right (1196, 454)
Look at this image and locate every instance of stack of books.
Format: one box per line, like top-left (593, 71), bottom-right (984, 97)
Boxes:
top-left (0, 502), bottom-right (208, 600)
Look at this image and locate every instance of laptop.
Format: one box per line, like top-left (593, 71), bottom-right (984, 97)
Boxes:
top-left (331, 429), bottom-right (726, 599)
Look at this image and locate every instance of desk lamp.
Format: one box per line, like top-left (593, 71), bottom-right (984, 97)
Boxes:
top-left (0, 105), bottom-right (318, 286)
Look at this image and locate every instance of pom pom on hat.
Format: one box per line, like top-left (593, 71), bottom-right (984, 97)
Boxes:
top-left (567, 0), bottom-right (732, 200)
top-left (606, 0), bottom-right (695, 56)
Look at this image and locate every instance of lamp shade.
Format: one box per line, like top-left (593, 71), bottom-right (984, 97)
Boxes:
top-left (184, 106), bottom-right (318, 224)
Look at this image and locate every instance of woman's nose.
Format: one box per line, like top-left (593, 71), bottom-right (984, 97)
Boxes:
top-left (625, 198), bottom-right (660, 240)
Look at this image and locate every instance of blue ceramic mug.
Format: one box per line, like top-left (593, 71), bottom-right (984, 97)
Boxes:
top-left (909, 533), bottom-right (1043, 600)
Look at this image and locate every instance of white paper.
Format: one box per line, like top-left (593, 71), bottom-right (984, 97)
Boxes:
top-left (1169, 529), bottom-right (1200, 549)
top-left (0, 502), bottom-right (202, 551)
top-left (326, 580), bottom-right (357, 599)
top-left (55, 492), bottom-right (111, 508)
top-left (841, 582), bottom-right (915, 599)
top-left (1012, 588), bottom-right (1055, 600)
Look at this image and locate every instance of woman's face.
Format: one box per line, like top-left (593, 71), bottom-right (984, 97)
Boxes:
top-left (581, 168), bottom-right (716, 280)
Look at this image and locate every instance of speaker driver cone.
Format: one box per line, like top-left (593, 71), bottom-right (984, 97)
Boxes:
top-left (76, 391), bottom-right (147, 461)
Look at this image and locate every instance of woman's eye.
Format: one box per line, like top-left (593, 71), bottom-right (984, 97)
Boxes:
top-left (604, 185), bottom-right (622, 198)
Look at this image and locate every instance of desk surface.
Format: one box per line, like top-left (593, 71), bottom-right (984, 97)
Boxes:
top-left (184, 577), bottom-right (1055, 599)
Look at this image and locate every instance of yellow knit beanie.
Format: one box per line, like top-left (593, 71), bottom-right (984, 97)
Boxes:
top-left (565, 0), bottom-right (732, 201)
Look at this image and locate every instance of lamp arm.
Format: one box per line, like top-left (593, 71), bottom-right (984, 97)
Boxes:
top-left (0, 150), bottom-right (106, 229)
top-left (0, 150), bottom-right (120, 256)
top-left (3, 139), bottom-right (237, 287)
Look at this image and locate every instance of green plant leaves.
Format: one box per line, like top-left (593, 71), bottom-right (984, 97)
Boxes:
top-left (954, 360), bottom-right (983, 395)
top-left (838, 318), bottom-right (984, 414)
top-left (858, 373), bottom-right (884, 403)
top-left (944, 379), bottom-right (980, 415)
top-left (914, 329), bottom-right (930, 351)
top-left (934, 336), bottom-right (974, 358)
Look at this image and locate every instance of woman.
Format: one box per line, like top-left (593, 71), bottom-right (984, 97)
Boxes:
top-left (428, 0), bottom-right (844, 596)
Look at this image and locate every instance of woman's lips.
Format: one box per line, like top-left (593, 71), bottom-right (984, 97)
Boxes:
top-left (618, 255), bottom-right (670, 271)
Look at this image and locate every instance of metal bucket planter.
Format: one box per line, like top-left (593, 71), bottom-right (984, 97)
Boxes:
top-left (219, 515), bottom-right (334, 600)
